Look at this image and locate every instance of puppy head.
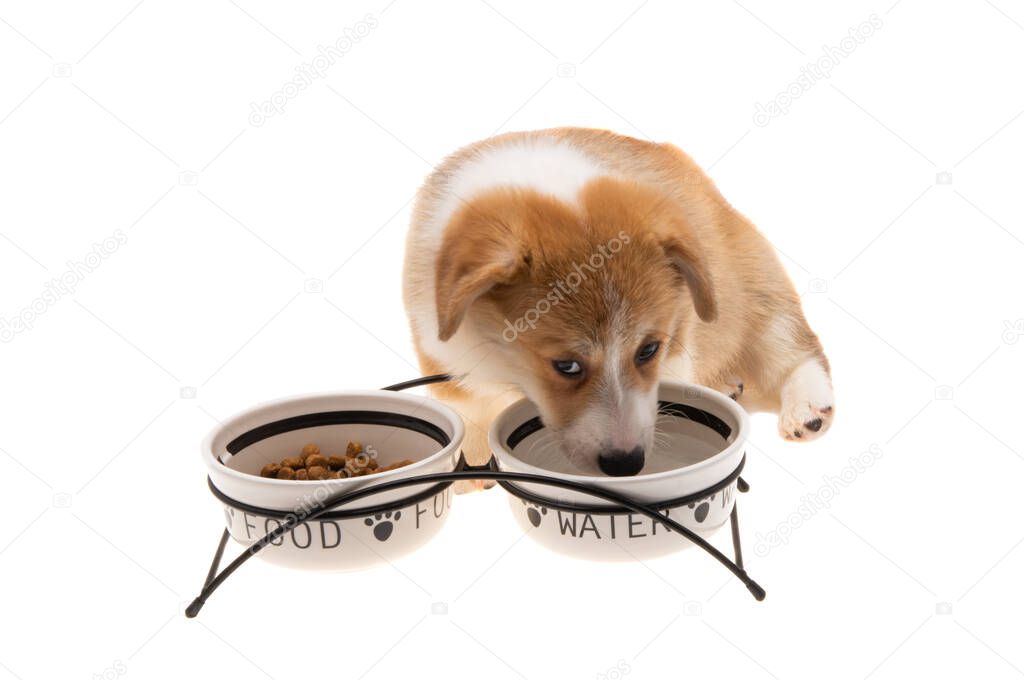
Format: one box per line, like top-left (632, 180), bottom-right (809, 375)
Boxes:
top-left (434, 177), bottom-right (716, 475)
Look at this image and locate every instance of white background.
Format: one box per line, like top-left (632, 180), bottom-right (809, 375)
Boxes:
top-left (2, 1), bottom-right (1023, 678)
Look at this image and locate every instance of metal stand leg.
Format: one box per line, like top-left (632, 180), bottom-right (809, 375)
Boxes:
top-left (190, 374), bottom-right (765, 617)
top-left (188, 466), bottom-right (765, 618)
top-left (730, 476), bottom-right (750, 570)
top-left (204, 530), bottom-right (230, 588)
top-left (730, 506), bottom-right (744, 571)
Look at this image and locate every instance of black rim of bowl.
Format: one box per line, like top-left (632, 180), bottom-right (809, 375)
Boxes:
top-left (498, 400), bottom-right (742, 515)
top-left (211, 409), bottom-right (456, 520)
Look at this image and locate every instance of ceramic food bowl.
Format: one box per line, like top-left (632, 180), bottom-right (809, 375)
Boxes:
top-left (489, 381), bottom-right (748, 561)
top-left (202, 390), bottom-right (464, 570)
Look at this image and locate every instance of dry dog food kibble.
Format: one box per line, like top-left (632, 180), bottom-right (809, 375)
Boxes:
top-left (257, 441), bottom-right (415, 481)
top-left (305, 454), bottom-right (328, 468)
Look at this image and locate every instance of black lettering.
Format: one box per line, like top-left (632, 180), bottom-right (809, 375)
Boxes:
top-left (579, 514), bottom-right (601, 538)
top-left (291, 523), bottom-right (312, 549)
top-left (243, 512), bottom-right (256, 539)
top-left (557, 511), bottom-right (577, 536)
top-left (652, 509), bottom-right (671, 536)
top-left (264, 518), bottom-right (283, 546)
top-left (628, 514), bottom-right (645, 538)
top-left (320, 521), bottom-right (341, 549)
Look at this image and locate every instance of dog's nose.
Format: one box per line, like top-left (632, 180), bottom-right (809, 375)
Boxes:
top-left (597, 447), bottom-right (645, 476)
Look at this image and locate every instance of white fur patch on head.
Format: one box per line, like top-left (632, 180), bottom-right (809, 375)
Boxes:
top-left (438, 138), bottom-right (604, 223)
top-left (408, 137), bottom-right (608, 396)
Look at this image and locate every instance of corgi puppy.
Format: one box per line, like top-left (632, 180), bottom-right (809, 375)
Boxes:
top-left (403, 128), bottom-right (832, 482)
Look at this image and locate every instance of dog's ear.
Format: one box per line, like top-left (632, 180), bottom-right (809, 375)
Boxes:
top-left (659, 226), bottom-right (718, 323)
top-left (434, 210), bottom-right (525, 342)
top-left (580, 177), bottom-right (717, 323)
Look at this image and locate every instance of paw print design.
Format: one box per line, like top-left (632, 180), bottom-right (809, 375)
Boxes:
top-left (688, 493), bottom-right (715, 523)
top-left (364, 511), bottom-right (401, 542)
top-left (521, 500), bottom-right (548, 527)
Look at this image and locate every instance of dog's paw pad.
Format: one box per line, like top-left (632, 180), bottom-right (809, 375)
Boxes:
top-left (779, 359), bottom-right (834, 442)
top-left (718, 378), bottom-right (744, 401)
top-left (780, 404), bottom-right (834, 441)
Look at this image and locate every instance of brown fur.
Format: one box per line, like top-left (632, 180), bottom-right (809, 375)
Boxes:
top-left (433, 179), bottom-right (705, 430)
top-left (404, 128), bottom-right (833, 477)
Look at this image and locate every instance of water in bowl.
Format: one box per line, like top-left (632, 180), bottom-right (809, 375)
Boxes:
top-left (512, 414), bottom-right (730, 476)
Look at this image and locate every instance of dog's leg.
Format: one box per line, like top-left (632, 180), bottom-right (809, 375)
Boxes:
top-left (716, 376), bottom-right (745, 402)
top-left (431, 388), bottom-right (519, 492)
top-left (730, 308), bottom-right (834, 441)
top-left (664, 343), bottom-right (745, 403)
top-left (777, 356), bottom-right (834, 441)
top-left (435, 396), bottom-right (492, 493)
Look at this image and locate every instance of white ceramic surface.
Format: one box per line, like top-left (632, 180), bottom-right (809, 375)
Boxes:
top-left (202, 390), bottom-right (464, 570)
top-left (489, 381), bottom-right (748, 560)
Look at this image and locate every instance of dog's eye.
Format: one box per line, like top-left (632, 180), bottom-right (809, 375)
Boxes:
top-left (552, 359), bottom-right (583, 377)
top-left (636, 341), bottom-right (660, 364)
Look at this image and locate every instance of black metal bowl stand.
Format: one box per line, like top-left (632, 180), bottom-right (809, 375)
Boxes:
top-left (186, 375), bottom-right (765, 618)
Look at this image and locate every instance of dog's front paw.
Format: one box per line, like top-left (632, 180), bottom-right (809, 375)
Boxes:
top-left (778, 358), bottom-right (834, 442)
top-left (717, 377), bottom-right (744, 401)
top-left (454, 479), bottom-right (496, 494)
top-left (779, 401), bottom-right (833, 441)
